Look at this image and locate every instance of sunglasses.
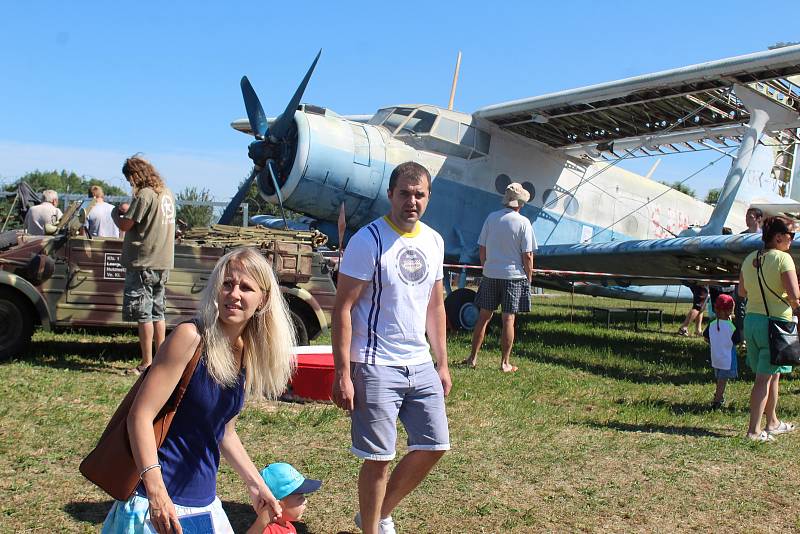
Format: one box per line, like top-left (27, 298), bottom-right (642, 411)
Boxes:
top-left (786, 232), bottom-right (796, 240)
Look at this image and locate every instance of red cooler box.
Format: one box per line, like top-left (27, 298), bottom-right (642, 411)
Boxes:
top-left (290, 345), bottom-right (334, 401)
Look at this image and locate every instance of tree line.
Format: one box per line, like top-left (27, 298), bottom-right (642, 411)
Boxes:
top-left (0, 170), bottom-right (293, 230)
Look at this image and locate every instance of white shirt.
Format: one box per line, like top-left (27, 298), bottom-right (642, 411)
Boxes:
top-left (85, 201), bottom-right (120, 238)
top-left (478, 208), bottom-right (536, 279)
top-left (340, 216), bottom-right (444, 366)
top-left (24, 203), bottom-right (63, 235)
top-left (708, 319), bottom-right (737, 370)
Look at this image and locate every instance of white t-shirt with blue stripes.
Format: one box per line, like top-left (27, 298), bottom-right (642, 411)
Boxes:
top-left (340, 216), bottom-right (444, 366)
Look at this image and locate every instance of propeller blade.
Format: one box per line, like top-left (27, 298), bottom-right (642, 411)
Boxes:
top-left (269, 49), bottom-right (322, 141)
top-left (266, 160), bottom-right (289, 229)
top-left (219, 167), bottom-right (258, 225)
top-left (240, 76), bottom-right (268, 139)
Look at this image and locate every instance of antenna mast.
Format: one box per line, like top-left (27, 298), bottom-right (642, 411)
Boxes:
top-left (448, 51), bottom-right (462, 111)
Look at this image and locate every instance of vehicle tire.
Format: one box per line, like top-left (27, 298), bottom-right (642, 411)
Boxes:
top-left (445, 288), bottom-right (479, 331)
top-left (0, 289), bottom-right (34, 360)
top-left (291, 310), bottom-right (309, 346)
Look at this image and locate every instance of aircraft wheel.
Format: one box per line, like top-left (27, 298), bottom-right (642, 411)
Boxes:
top-left (0, 289), bottom-right (34, 360)
top-left (291, 310), bottom-right (310, 346)
top-left (445, 288), bottom-right (479, 331)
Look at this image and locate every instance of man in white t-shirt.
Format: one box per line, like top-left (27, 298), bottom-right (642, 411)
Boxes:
top-left (463, 182), bottom-right (536, 372)
top-left (24, 189), bottom-right (63, 235)
top-left (333, 161), bottom-right (451, 534)
top-left (83, 185), bottom-right (120, 238)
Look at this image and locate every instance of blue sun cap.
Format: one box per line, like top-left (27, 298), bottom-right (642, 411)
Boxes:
top-left (260, 463), bottom-right (321, 500)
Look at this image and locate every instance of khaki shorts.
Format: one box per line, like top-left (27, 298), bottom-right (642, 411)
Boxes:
top-left (123, 268), bottom-right (169, 323)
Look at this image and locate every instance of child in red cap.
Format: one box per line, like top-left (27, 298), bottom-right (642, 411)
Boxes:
top-left (703, 294), bottom-right (741, 409)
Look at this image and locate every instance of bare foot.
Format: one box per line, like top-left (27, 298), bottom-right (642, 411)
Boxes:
top-left (461, 358), bottom-right (477, 369)
top-left (501, 364), bottom-right (518, 373)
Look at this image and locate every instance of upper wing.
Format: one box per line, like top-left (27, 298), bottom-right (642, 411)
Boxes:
top-left (535, 233), bottom-right (766, 286)
top-left (473, 45), bottom-right (800, 161)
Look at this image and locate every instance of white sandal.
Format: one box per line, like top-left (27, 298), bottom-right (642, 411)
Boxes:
top-left (747, 431), bottom-right (776, 442)
top-left (766, 421), bottom-right (796, 436)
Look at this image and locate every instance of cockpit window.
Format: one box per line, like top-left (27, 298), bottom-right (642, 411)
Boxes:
top-left (476, 129), bottom-right (491, 154)
top-left (372, 107), bottom-right (491, 160)
top-left (459, 123), bottom-right (476, 148)
top-left (397, 110), bottom-right (438, 135)
top-left (369, 108), bottom-right (392, 126)
top-left (434, 117), bottom-right (460, 142)
top-left (382, 107), bottom-right (414, 133)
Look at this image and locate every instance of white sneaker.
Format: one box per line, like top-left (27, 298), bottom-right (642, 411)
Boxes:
top-left (354, 512), bottom-right (397, 534)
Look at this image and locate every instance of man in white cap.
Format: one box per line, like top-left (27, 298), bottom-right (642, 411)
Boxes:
top-left (462, 182), bottom-right (536, 372)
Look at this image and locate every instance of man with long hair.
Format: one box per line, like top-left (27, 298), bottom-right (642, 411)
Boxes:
top-left (113, 155), bottom-right (176, 375)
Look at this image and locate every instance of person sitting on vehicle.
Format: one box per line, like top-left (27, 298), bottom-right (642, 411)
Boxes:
top-left (24, 189), bottom-right (63, 236)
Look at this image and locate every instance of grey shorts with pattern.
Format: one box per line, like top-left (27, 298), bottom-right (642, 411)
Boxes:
top-left (123, 268), bottom-right (169, 323)
top-left (474, 277), bottom-right (531, 314)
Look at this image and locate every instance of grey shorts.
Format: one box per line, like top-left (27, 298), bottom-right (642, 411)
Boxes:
top-left (350, 361), bottom-right (450, 461)
top-left (475, 277), bottom-right (531, 314)
top-left (123, 268), bottom-right (169, 323)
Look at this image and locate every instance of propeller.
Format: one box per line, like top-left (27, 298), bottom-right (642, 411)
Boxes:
top-left (219, 50), bottom-right (322, 226)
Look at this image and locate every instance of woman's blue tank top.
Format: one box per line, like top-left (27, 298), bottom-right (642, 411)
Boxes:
top-left (139, 350), bottom-right (245, 507)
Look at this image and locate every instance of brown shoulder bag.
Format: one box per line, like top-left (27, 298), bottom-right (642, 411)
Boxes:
top-left (79, 338), bottom-right (203, 501)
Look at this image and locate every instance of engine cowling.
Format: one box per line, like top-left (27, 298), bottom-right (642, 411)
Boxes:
top-left (260, 111), bottom-right (395, 229)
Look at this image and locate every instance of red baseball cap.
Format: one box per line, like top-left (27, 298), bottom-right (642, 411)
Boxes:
top-left (715, 294), bottom-right (734, 311)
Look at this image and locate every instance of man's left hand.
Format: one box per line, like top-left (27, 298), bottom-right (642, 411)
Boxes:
top-left (438, 366), bottom-right (452, 397)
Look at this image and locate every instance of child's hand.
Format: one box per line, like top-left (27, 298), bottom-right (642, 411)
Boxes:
top-left (250, 484), bottom-right (282, 523)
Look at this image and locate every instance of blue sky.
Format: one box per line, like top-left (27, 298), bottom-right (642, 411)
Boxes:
top-left (1, 1), bottom-right (798, 201)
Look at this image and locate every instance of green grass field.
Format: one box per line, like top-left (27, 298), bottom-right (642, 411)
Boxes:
top-left (2, 294), bottom-right (800, 533)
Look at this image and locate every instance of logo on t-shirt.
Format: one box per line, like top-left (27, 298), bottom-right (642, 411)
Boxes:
top-left (161, 195), bottom-right (175, 224)
top-left (396, 246), bottom-right (428, 285)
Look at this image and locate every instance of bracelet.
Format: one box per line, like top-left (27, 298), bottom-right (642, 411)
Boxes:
top-left (139, 463), bottom-right (162, 479)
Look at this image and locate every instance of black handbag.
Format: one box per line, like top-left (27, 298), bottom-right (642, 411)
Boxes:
top-left (755, 251), bottom-right (800, 366)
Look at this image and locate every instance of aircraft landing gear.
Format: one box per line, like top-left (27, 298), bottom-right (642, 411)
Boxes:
top-left (444, 288), bottom-right (478, 331)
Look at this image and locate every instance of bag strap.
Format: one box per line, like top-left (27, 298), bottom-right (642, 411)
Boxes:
top-left (755, 250), bottom-right (791, 318)
top-left (176, 338), bottom-right (203, 404)
top-left (755, 251), bottom-right (772, 318)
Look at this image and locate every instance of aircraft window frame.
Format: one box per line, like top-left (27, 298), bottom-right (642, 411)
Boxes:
top-left (459, 123), bottom-right (476, 149)
top-left (396, 109), bottom-right (438, 136)
top-left (369, 108), bottom-right (392, 126)
top-left (476, 129), bottom-right (491, 154)
top-left (382, 107), bottom-right (414, 134)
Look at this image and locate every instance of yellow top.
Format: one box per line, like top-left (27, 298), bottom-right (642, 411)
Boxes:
top-left (742, 248), bottom-right (796, 320)
top-left (383, 216), bottom-right (420, 238)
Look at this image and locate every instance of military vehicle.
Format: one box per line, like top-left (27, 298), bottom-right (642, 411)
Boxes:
top-left (0, 200), bottom-right (337, 359)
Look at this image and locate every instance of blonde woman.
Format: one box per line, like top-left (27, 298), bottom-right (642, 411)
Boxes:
top-left (102, 247), bottom-right (296, 534)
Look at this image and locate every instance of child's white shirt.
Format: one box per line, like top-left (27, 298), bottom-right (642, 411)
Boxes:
top-left (707, 319), bottom-right (737, 370)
